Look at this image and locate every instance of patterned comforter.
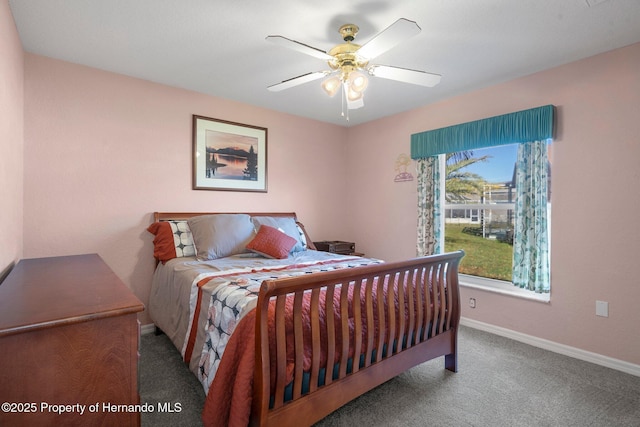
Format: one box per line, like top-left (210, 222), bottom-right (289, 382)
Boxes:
top-left (148, 250), bottom-right (382, 398)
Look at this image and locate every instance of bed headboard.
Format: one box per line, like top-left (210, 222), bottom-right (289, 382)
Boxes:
top-left (154, 212), bottom-right (298, 222)
top-left (150, 212), bottom-right (316, 264)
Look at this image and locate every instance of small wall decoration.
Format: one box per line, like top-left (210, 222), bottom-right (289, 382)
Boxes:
top-left (193, 115), bottom-right (267, 192)
top-left (394, 153), bottom-right (414, 182)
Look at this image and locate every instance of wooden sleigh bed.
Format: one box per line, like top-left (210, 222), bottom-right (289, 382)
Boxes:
top-left (147, 212), bottom-right (464, 427)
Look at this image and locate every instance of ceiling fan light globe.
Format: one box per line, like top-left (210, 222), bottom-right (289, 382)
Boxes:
top-left (321, 76), bottom-right (341, 97)
top-left (349, 71), bottom-right (368, 93)
top-left (347, 86), bottom-right (364, 102)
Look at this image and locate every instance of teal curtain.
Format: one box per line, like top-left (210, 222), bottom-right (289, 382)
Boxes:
top-left (416, 157), bottom-right (441, 256)
top-left (411, 105), bottom-right (554, 158)
top-left (412, 105), bottom-right (555, 292)
top-left (512, 141), bottom-right (550, 293)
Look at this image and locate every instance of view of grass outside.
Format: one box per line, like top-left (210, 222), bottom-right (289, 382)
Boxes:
top-left (443, 143), bottom-right (551, 283)
top-left (444, 223), bottom-right (512, 281)
top-left (444, 145), bottom-right (517, 282)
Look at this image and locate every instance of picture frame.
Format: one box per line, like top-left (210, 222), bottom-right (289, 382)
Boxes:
top-left (192, 115), bottom-right (268, 192)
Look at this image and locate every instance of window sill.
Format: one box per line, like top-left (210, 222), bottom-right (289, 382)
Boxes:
top-left (459, 274), bottom-right (550, 303)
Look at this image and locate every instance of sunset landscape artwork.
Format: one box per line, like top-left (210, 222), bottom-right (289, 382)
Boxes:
top-left (193, 115), bottom-right (267, 192)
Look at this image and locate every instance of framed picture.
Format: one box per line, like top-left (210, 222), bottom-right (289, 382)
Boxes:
top-left (192, 115), bottom-right (267, 192)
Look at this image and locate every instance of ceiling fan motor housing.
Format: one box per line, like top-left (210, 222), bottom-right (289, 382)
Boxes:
top-left (328, 24), bottom-right (369, 79)
top-left (328, 44), bottom-right (368, 74)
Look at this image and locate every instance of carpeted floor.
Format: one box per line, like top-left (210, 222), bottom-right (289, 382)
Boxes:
top-left (139, 326), bottom-right (640, 427)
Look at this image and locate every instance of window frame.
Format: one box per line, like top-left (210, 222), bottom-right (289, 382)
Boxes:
top-left (437, 148), bottom-right (551, 303)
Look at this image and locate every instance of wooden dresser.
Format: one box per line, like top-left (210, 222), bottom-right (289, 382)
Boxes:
top-left (0, 254), bottom-right (144, 426)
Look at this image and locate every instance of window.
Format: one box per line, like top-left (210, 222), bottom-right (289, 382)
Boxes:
top-left (441, 143), bottom-right (551, 296)
top-left (411, 105), bottom-right (555, 296)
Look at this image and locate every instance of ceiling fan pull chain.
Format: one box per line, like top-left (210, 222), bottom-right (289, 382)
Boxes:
top-left (342, 83), bottom-right (350, 121)
top-left (341, 83), bottom-right (346, 119)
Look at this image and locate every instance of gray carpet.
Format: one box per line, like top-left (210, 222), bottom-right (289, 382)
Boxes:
top-left (139, 326), bottom-right (640, 427)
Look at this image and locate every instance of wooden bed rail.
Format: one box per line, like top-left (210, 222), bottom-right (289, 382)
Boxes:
top-left (251, 251), bottom-right (464, 427)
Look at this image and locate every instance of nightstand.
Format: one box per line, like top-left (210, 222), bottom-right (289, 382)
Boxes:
top-left (314, 240), bottom-right (363, 256)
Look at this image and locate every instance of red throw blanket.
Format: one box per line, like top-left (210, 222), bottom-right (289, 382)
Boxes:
top-left (202, 276), bottom-right (436, 427)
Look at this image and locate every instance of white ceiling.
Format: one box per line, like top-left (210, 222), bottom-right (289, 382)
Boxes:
top-left (9, 0), bottom-right (640, 127)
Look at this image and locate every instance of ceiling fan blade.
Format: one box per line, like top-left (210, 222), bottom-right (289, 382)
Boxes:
top-left (357, 18), bottom-right (421, 60)
top-left (267, 71), bottom-right (328, 92)
top-left (266, 35), bottom-right (333, 60)
top-left (369, 65), bottom-right (441, 87)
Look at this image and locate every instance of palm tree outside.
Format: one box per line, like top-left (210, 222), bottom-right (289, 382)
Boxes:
top-left (443, 149), bottom-right (515, 281)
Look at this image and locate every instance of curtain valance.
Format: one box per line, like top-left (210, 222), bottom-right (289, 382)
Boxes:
top-left (410, 105), bottom-right (555, 159)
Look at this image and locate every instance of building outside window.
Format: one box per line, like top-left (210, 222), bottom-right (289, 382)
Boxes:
top-left (442, 143), bottom-right (551, 289)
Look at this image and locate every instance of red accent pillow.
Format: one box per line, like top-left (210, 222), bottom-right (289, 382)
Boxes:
top-left (246, 225), bottom-right (297, 259)
top-left (148, 222), bottom-right (177, 263)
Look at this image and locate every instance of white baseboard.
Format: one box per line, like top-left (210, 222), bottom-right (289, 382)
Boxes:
top-left (460, 317), bottom-right (640, 377)
top-left (140, 323), bottom-right (156, 335)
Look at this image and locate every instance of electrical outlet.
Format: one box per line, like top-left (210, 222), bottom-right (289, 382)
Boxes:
top-left (596, 300), bottom-right (609, 317)
top-left (469, 298), bottom-right (476, 308)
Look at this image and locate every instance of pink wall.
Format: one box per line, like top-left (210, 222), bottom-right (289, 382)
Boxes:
top-left (0, 0), bottom-right (24, 279)
top-left (347, 42), bottom-right (640, 365)
top-left (15, 0), bottom-right (640, 366)
top-left (23, 54), bottom-right (349, 324)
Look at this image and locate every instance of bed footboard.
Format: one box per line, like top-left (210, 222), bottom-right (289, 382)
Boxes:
top-left (251, 251), bottom-right (464, 427)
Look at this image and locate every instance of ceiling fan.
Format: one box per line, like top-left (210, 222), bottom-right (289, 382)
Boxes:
top-left (266, 18), bottom-right (441, 115)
